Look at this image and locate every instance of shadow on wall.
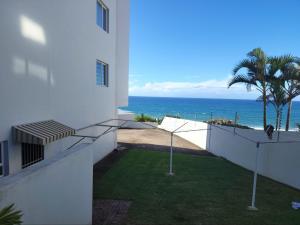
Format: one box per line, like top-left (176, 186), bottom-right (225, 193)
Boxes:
top-left (205, 123), bottom-right (212, 151)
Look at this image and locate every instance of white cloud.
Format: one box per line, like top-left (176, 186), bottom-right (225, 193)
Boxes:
top-left (129, 77), bottom-right (260, 99)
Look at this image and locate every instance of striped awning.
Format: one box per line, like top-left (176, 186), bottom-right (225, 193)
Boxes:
top-left (12, 120), bottom-right (75, 145)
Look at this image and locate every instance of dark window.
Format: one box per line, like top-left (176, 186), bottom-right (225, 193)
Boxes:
top-left (0, 141), bottom-right (9, 176)
top-left (96, 60), bottom-right (109, 87)
top-left (22, 143), bottom-right (44, 168)
top-left (0, 143), bottom-right (2, 176)
top-left (96, 0), bottom-right (109, 32)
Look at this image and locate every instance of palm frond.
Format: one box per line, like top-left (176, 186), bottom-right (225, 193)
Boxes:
top-left (247, 48), bottom-right (267, 63)
top-left (268, 56), bottom-right (283, 77)
top-left (228, 74), bottom-right (256, 89)
top-left (0, 204), bottom-right (23, 225)
top-left (232, 59), bottom-right (257, 75)
top-left (281, 65), bottom-right (300, 81)
top-left (268, 78), bottom-right (288, 107)
top-left (294, 57), bottom-right (300, 66)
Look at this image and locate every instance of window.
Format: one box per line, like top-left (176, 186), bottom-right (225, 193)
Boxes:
top-left (96, 0), bottom-right (109, 32)
top-left (0, 143), bottom-right (3, 176)
top-left (96, 60), bottom-right (109, 87)
top-left (22, 143), bottom-right (44, 169)
top-left (0, 141), bottom-right (8, 176)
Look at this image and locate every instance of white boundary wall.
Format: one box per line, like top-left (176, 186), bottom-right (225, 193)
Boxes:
top-left (159, 117), bottom-right (300, 190)
top-left (0, 143), bottom-right (93, 225)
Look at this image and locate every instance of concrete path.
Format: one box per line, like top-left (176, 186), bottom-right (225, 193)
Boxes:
top-left (117, 128), bottom-right (211, 155)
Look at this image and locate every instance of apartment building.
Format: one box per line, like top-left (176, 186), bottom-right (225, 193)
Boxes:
top-left (0, 0), bottom-right (129, 224)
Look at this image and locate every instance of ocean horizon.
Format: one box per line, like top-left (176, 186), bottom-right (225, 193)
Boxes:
top-left (120, 96), bottom-right (300, 130)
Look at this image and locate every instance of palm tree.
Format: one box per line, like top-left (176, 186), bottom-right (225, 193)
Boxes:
top-left (281, 63), bottom-right (300, 131)
top-left (265, 78), bottom-right (288, 130)
top-left (228, 48), bottom-right (269, 129)
top-left (269, 55), bottom-right (300, 131)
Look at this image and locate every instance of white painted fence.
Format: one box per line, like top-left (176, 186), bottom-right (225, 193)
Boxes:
top-left (0, 143), bottom-right (94, 225)
top-left (159, 117), bottom-right (300, 190)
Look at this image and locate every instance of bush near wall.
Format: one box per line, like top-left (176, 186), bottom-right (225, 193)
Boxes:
top-left (0, 204), bottom-right (22, 225)
top-left (134, 114), bottom-right (162, 124)
top-left (206, 119), bottom-right (252, 129)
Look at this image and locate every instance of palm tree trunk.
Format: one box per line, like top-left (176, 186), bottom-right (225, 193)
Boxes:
top-left (262, 84), bottom-right (267, 130)
top-left (285, 100), bottom-right (292, 131)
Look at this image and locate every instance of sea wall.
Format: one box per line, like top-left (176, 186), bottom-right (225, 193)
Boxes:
top-left (159, 117), bottom-right (300, 190)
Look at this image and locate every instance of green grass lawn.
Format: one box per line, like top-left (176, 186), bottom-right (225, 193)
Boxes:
top-left (94, 149), bottom-right (300, 225)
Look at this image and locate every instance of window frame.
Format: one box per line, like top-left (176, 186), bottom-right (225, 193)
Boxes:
top-left (96, 0), bottom-right (109, 33)
top-left (96, 60), bottom-right (109, 87)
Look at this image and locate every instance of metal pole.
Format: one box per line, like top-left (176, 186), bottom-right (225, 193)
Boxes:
top-left (168, 133), bottom-right (174, 176)
top-left (277, 110), bottom-right (282, 142)
top-left (233, 112), bottom-right (238, 135)
top-left (248, 142), bottom-right (260, 211)
top-left (208, 112), bottom-right (213, 151)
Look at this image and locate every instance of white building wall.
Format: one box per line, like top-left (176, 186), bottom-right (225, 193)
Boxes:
top-left (0, 144), bottom-right (93, 225)
top-left (0, 0), bottom-right (129, 174)
top-left (0, 0), bottom-right (129, 224)
top-left (116, 0), bottom-right (130, 107)
top-left (159, 117), bottom-right (300, 190)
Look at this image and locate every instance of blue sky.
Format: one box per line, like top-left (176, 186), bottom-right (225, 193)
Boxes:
top-left (129, 0), bottom-right (300, 99)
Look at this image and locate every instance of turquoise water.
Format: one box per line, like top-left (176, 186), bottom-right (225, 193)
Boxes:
top-left (120, 96), bottom-right (300, 129)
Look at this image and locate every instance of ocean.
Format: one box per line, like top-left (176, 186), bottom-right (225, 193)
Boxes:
top-left (120, 96), bottom-right (300, 130)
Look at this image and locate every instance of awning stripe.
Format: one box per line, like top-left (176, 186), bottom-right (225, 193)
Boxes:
top-left (14, 126), bottom-right (51, 141)
top-left (12, 120), bottom-right (75, 145)
top-left (24, 123), bottom-right (59, 142)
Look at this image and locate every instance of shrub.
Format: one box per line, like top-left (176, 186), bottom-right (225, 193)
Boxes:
top-left (134, 114), bottom-right (160, 123)
top-left (296, 123), bottom-right (300, 131)
top-left (0, 204), bottom-right (22, 225)
top-left (206, 119), bottom-right (251, 129)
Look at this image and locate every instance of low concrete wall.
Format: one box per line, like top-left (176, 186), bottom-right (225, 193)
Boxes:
top-left (0, 143), bottom-right (94, 225)
top-left (118, 109), bottom-right (135, 121)
top-left (159, 117), bottom-right (300, 190)
top-left (159, 117), bottom-right (209, 149)
top-left (118, 109), bottom-right (157, 129)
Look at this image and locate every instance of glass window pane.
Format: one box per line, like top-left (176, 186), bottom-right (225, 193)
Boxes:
top-left (100, 63), bottom-right (104, 85)
top-left (96, 2), bottom-right (103, 28)
top-left (104, 65), bottom-right (108, 86)
top-left (96, 3), bottom-right (99, 26)
top-left (96, 61), bottom-right (108, 86)
top-left (103, 8), bottom-right (107, 31)
top-left (96, 62), bottom-right (101, 86)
